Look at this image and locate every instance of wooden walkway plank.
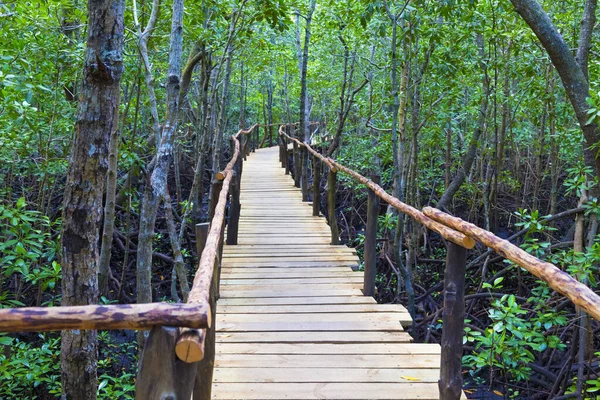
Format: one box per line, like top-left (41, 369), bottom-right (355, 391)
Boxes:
top-left (212, 383), bottom-right (443, 399)
top-left (212, 146), bottom-right (445, 400)
top-left (213, 367), bottom-right (441, 383)
top-left (216, 331), bottom-right (413, 343)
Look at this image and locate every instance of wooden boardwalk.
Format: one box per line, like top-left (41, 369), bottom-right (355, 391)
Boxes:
top-left (213, 146), bottom-right (447, 399)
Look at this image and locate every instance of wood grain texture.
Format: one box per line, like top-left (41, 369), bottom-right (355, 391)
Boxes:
top-left (0, 302), bottom-right (209, 333)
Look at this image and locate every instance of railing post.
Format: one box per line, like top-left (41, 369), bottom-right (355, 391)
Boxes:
top-left (245, 134), bottom-right (250, 157)
top-left (135, 326), bottom-right (198, 399)
top-left (439, 242), bottom-right (468, 400)
top-left (312, 155), bottom-right (320, 217)
top-left (363, 173), bottom-right (380, 297)
top-left (254, 125), bottom-right (258, 151)
top-left (242, 135), bottom-right (247, 161)
top-left (301, 147), bottom-right (309, 202)
top-left (278, 131), bottom-right (283, 163)
top-left (327, 169), bottom-right (340, 245)
top-left (196, 222), bottom-right (209, 257)
top-left (285, 138), bottom-right (291, 175)
top-left (209, 179), bottom-right (223, 222)
top-left (280, 133), bottom-right (286, 168)
top-left (192, 222), bottom-right (217, 400)
top-left (226, 157), bottom-right (241, 245)
top-left (293, 141), bottom-right (300, 187)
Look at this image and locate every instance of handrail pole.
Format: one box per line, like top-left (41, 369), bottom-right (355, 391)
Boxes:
top-left (293, 140), bottom-right (300, 187)
top-left (226, 150), bottom-right (241, 246)
top-left (208, 179), bottom-right (223, 222)
top-left (242, 134), bottom-right (247, 161)
top-left (254, 125), bottom-right (258, 151)
top-left (301, 147), bottom-right (309, 201)
top-left (192, 222), bottom-right (217, 400)
top-left (363, 173), bottom-right (380, 296)
top-left (280, 131), bottom-right (286, 168)
top-left (438, 242), bottom-right (467, 400)
top-left (135, 326), bottom-right (198, 399)
top-left (285, 137), bottom-right (291, 175)
top-left (278, 128), bottom-right (283, 163)
top-left (327, 169), bottom-right (340, 245)
top-left (312, 155), bottom-right (320, 217)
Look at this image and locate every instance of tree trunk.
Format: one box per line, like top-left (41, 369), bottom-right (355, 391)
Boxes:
top-left (98, 121), bottom-right (119, 296)
top-left (136, 0), bottom-right (185, 349)
top-left (509, 0), bottom-right (600, 179)
top-left (298, 0), bottom-right (317, 144)
top-left (60, 1), bottom-right (125, 398)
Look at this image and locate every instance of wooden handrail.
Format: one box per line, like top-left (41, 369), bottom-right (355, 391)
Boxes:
top-left (0, 302), bottom-right (209, 332)
top-left (279, 125), bottom-right (337, 171)
top-left (234, 123), bottom-right (259, 138)
top-left (278, 124), bottom-right (474, 249)
top-left (328, 159), bottom-right (476, 249)
top-left (175, 126), bottom-right (253, 363)
top-left (423, 206), bottom-right (600, 323)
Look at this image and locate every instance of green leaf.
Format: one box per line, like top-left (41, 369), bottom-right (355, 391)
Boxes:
top-left (507, 295), bottom-right (516, 307)
top-left (98, 379), bottom-right (109, 391)
top-left (0, 336), bottom-right (13, 345)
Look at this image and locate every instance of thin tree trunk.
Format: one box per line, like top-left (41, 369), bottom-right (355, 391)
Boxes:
top-left (163, 191), bottom-right (190, 301)
top-left (437, 33), bottom-right (490, 209)
top-left (136, 0), bottom-right (185, 349)
top-left (98, 124), bottom-right (119, 297)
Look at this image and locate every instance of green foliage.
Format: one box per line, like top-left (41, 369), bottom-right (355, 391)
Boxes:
top-left (96, 332), bottom-right (137, 400)
top-left (463, 293), bottom-right (565, 383)
top-left (514, 208), bottom-right (556, 238)
top-left (564, 166), bottom-right (595, 198)
top-left (0, 334), bottom-right (62, 398)
top-left (0, 332), bottom-right (138, 399)
top-left (0, 198), bottom-right (61, 305)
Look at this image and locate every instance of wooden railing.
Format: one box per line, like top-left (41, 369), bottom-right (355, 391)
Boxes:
top-left (137, 124), bottom-right (258, 399)
top-left (0, 124), bottom-right (261, 400)
top-left (278, 124), bottom-right (600, 400)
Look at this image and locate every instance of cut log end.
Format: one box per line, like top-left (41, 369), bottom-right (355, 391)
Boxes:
top-left (175, 329), bottom-right (205, 363)
top-left (461, 236), bottom-right (476, 249)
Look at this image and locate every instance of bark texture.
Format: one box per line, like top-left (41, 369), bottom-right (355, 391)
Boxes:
top-left (60, 1), bottom-right (125, 398)
top-left (0, 303), bottom-right (208, 332)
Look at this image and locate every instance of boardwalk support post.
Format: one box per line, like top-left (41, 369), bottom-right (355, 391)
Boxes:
top-left (363, 173), bottom-right (380, 296)
top-left (278, 130), bottom-right (284, 164)
top-left (192, 222), bottom-right (217, 400)
top-left (209, 179), bottom-right (223, 221)
top-left (285, 138), bottom-right (291, 175)
top-left (301, 147), bottom-right (309, 201)
top-left (312, 155), bottom-right (320, 217)
top-left (255, 125), bottom-right (259, 151)
top-left (135, 326), bottom-right (198, 400)
top-left (293, 141), bottom-right (300, 187)
top-left (439, 242), bottom-right (468, 400)
top-left (226, 159), bottom-right (241, 245)
top-left (327, 169), bottom-right (340, 245)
